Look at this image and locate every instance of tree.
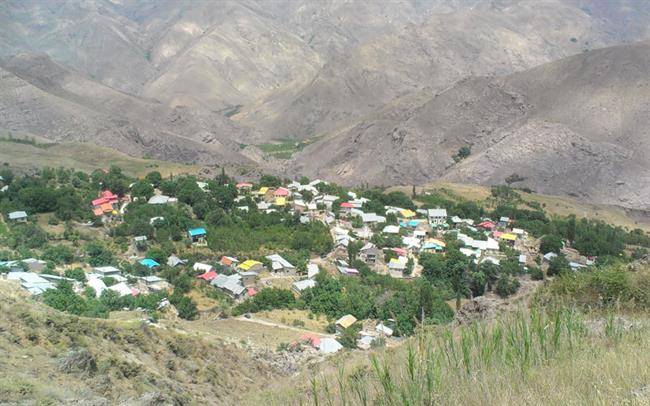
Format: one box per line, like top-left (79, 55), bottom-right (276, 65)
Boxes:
top-left (547, 254), bottom-right (570, 276)
top-left (85, 242), bottom-right (114, 266)
top-left (495, 274), bottom-right (520, 297)
top-left (42, 245), bottom-right (74, 264)
top-left (338, 323), bottom-right (361, 349)
top-left (404, 257), bottom-right (414, 277)
top-left (131, 181), bottom-right (154, 200)
top-left (170, 293), bottom-right (198, 320)
top-left (64, 267), bottom-right (87, 282)
top-left (566, 215), bottom-right (576, 244)
top-left (454, 146), bottom-right (471, 162)
top-left (347, 240), bottom-right (364, 263)
top-left (540, 235), bottom-right (563, 254)
top-left (145, 171), bottom-right (162, 187)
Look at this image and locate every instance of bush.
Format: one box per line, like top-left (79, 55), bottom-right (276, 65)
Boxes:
top-left (338, 323), bottom-right (361, 349)
top-left (529, 266), bottom-right (544, 281)
top-left (547, 254), bottom-right (570, 277)
top-left (292, 319), bottom-right (305, 327)
top-left (495, 275), bottom-right (520, 298)
top-left (64, 267), bottom-right (87, 282)
top-left (170, 293), bottom-right (199, 320)
top-left (42, 245), bottom-right (74, 264)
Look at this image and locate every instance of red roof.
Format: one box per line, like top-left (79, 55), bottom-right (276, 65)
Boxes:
top-left (92, 190), bottom-right (118, 207)
top-left (101, 190), bottom-right (118, 200)
top-left (273, 187), bottom-right (289, 196)
top-left (340, 202), bottom-right (354, 208)
top-left (478, 221), bottom-right (496, 229)
top-left (298, 333), bottom-right (321, 347)
top-left (247, 287), bottom-right (258, 296)
top-left (197, 270), bottom-right (217, 281)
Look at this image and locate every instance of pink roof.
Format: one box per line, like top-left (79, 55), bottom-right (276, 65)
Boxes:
top-left (247, 287), bottom-right (258, 296)
top-left (391, 248), bottom-right (407, 256)
top-left (492, 231), bottom-right (504, 238)
top-left (478, 221), bottom-right (496, 229)
top-left (274, 187), bottom-right (289, 196)
top-left (92, 207), bottom-right (104, 216)
top-left (340, 202), bottom-right (354, 208)
top-left (92, 197), bottom-right (109, 206)
top-left (197, 270), bottom-right (217, 281)
top-left (236, 182), bottom-right (253, 188)
top-left (299, 333), bottom-right (321, 347)
top-left (101, 190), bottom-right (118, 199)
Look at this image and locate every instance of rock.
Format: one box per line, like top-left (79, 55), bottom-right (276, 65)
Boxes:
top-left (454, 296), bottom-right (500, 325)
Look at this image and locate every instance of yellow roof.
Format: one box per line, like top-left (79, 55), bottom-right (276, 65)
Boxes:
top-left (257, 187), bottom-right (269, 195)
top-left (500, 233), bottom-right (517, 241)
top-left (400, 209), bottom-right (416, 218)
top-left (239, 260), bottom-right (262, 271)
top-left (274, 197), bottom-right (286, 206)
top-left (427, 238), bottom-right (447, 247)
top-left (335, 314), bottom-right (357, 329)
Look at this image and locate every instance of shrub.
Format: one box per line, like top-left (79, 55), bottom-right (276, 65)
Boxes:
top-left (64, 267), bottom-right (87, 282)
top-left (529, 266), bottom-right (544, 281)
top-left (495, 275), bottom-right (520, 298)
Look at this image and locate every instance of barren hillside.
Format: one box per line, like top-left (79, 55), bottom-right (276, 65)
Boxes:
top-left (291, 41), bottom-right (650, 209)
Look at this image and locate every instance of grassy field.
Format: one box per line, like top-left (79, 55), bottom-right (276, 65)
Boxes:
top-left (255, 309), bottom-right (330, 333)
top-left (0, 140), bottom-right (200, 178)
top-left (257, 139), bottom-right (315, 159)
top-left (391, 182), bottom-right (650, 232)
top-left (257, 309), bottom-right (649, 405)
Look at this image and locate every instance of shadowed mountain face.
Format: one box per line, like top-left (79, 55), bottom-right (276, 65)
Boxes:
top-left (289, 41), bottom-right (650, 209)
top-left (1, 0), bottom-right (650, 208)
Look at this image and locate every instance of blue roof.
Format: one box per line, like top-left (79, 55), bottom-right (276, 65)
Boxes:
top-left (422, 243), bottom-right (443, 250)
top-left (400, 220), bottom-right (422, 228)
top-left (140, 258), bottom-right (160, 268)
top-left (188, 227), bottom-right (207, 237)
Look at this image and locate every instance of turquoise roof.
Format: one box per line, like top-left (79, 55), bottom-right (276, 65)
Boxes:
top-left (188, 227), bottom-right (207, 237)
top-left (140, 258), bottom-right (160, 268)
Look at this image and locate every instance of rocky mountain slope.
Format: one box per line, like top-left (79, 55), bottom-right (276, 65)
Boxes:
top-left (234, 0), bottom-right (650, 140)
top-left (1, 0), bottom-right (650, 208)
top-left (0, 53), bottom-right (256, 165)
top-left (290, 41), bottom-right (650, 209)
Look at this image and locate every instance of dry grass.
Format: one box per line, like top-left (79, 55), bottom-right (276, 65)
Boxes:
top-left (0, 281), bottom-right (279, 404)
top-left (255, 309), bottom-right (330, 333)
top-left (391, 181), bottom-right (650, 232)
top-left (179, 317), bottom-right (306, 350)
top-left (0, 141), bottom-right (199, 178)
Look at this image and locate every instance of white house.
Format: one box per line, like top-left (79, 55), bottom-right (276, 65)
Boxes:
top-left (427, 208), bottom-right (448, 226)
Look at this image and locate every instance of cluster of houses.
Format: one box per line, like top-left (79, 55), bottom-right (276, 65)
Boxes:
top-left (293, 314), bottom-right (396, 354)
top-left (0, 260), bottom-right (170, 298)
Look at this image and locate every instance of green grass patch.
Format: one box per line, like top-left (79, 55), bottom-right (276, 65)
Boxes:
top-left (257, 138), bottom-right (315, 159)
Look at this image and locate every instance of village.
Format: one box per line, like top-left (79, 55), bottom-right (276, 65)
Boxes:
top-left (0, 169), bottom-right (620, 361)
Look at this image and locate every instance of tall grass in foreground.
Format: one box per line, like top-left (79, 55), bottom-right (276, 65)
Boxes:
top-left (300, 309), bottom-right (647, 406)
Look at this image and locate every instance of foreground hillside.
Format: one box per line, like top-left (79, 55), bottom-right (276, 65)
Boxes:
top-left (291, 41), bottom-right (650, 210)
top-left (0, 282), bottom-right (279, 405)
top-left (257, 263), bottom-right (650, 405)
